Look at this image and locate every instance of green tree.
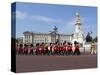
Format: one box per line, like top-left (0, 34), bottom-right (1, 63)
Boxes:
top-left (85, 32), bottom-right (93, 42)
top-left (93, 36), bottom-right (97, 42)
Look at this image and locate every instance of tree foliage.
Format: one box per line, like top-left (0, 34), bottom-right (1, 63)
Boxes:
top-left (93, 36), bottom-right (97, 42)
top-left (85, 32), bottom-right (93, 42)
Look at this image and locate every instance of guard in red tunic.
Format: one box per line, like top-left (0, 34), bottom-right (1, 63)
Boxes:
top-left (54, 43), bottom-right (58, 55)
top-left (70, 44), bottom-right (73, 55)
top-left (48, 43), bottom-right (53, 55)
top-left (56, 44), bottom-right (59, 55)
top-left (16, 44), bottom-right (19, 55)
top-left (50, 43), bottom-right (53, 55)
top-left (73, 42), bottom-right (80, 55)
top-left (62, 43), bottom-right (67, 55)
top-left (35, 43), bottom-right (39, 55)
top-left (29, 44), bottom-right (34, 55)
top-left (59, 44), bottom-right (62, 55)
top-left (54, 44), bottom-right (56, 55)
top-left (67, 43), bottom-right (73, 55)
top-left (38, 43), bottom-right (41, 55)
top-left (19, 44), bottom-right (23, 55)
top-left (41, 43), bottom-right (45, 55)
top-left (52, 43), bottom-right (55, 55)
top-left (61, 44), bottom-right (64, 55)
top-left (24, 44), bottom-right (28, 55)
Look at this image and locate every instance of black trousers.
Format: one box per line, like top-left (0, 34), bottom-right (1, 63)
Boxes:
top-left (23, 50), bottom-right (28, 55)
top-left (35, 50), bottom-right (40, 55)
top-left (68, 50), bottom-right (73, 55)
top-left (29, 50), bottom-right (34, 55)
top-left (61, 50), bottom-right (67, 55)
top-left (18, 50), bottom-right (23, 55)
top-left (73, 50), bottom-right (80, 55)
top-left (47, 50), bottom-right (52, 55)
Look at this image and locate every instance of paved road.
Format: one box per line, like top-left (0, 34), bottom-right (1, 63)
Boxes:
top-left (16, 54), bottom-right (97, 73)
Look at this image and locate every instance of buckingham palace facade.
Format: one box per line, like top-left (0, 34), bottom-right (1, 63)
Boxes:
top-left (22, 31), bottom-right (73, 45)
top-left (17, 12), bottom-right (84, 45)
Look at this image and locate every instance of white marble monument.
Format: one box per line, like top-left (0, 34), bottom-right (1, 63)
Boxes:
top-left (72, 12), bottom-right (84, 44)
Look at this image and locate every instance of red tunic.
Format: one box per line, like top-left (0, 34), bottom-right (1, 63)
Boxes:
top-left (75, 45), bottom-right (79, 50)
top-left (24, 47), bottom-right (28, 51)
top-left (39, 46), bottom-right (42, 51)
top-left (59, 46), bottom-right (62, 51)
top-left (29, 47), bottom-right (33, 51)
top-left (70, 45), bottom-right (72, 51)
top-left (19, 47), bottom-right (23, 51)
top-left (41, 46), bottom-right (44, 50)
top-left (50, 46), bottom-right (52, 50)
top-left (54, 46), bottom-right (58, 51)
top-left (63, 45), bottom-right (67, 51)
top-left (57, 46), bottom-right (59, 51)
top-left (16, 47), bottom-right (19, 52)
top-left (36, 46), bottom-right (39, 51)
top-left (67, 45), bottom-right (70, 51)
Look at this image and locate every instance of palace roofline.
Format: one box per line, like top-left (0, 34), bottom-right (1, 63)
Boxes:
top-left (23, 31), bottom-right (73, 36)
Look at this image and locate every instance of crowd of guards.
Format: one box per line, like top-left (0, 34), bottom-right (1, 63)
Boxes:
top-left (16, 41), bottom-right (81, 56)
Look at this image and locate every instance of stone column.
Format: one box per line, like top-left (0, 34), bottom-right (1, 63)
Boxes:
top-left (28, 35), bottom-right (29, 44)
top-left (23, 35), bottom-right (25, 44)
top-left (70, 36), bottom-right (72, 42)
top-left (28, 35), bottom-right (30, 43)
top-left (27, 35), bottom-right (28, 44)
top-left (25, 35), bottom-right (26, 44)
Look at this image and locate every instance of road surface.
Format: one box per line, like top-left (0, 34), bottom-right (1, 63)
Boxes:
top-left (16, 54), bottom-right (97, 73)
